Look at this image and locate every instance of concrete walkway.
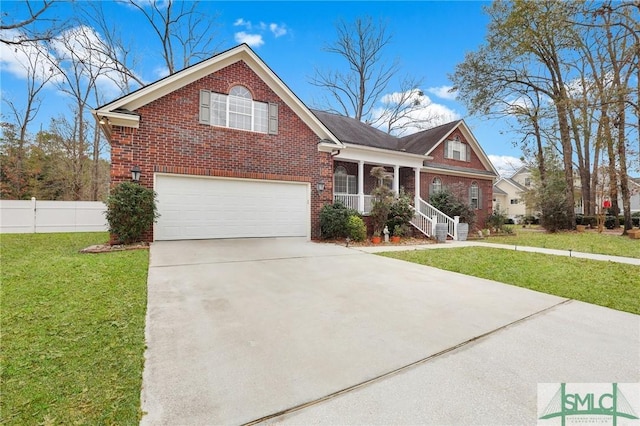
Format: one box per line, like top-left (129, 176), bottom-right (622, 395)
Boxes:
top-left (355, 240), bottom-right (640, 265)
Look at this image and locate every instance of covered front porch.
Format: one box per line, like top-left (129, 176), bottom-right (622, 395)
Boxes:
top-left (332, 160), bottom-right (421, 215)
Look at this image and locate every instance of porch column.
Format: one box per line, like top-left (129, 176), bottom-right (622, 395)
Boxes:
top-left (358, 160), bottom-right (365, 213)
top-left (393, 164), bottom-right (400, 195)
top-left (414, 167), bottom-right (421, 208)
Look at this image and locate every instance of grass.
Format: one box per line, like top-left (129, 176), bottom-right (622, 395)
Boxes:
top-left (1, 232), bottom-right (149, 425)
top-left (380, 247), bottom-right (640, 315)
top-left (485, 228), bottom-right (640, 259)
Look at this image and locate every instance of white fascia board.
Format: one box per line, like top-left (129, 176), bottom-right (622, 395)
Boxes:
top-left (94, 44), bottom-right (340, 144)
top-left (424, 165), bottom-right (496, 181)
top-left (334, 143), bottom-right (428, 168)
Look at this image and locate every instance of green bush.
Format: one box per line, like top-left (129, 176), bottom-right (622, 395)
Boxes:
top-left (386, 190), bottom-right (414, 234)
top-left (319, 202), bottom-right (360, 239)
top-left (486, 209), bottom-right (507, 232)
top-left (105, 182), bottom-right (159, 244)
top-left (429, 186), bottom-right (476, 229)
top-left (346, 215), bottom-right (367, 241)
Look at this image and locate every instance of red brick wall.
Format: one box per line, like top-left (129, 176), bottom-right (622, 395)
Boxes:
top-left (430, 129), bottom-right (487, 170)
top-left (420, 172), bottom-right (493, 230)
top-left (109, 60), bottom-right (333, 241)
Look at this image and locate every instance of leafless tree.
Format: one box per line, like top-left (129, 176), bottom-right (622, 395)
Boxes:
top-left (1, 0), bottom-right (61, 45)
top-left (2, 42), bottom-right (57, 196)
top-left (310, 16), bottom-right (399, 122)
top-left (124, 0), bottom-right (221, 75)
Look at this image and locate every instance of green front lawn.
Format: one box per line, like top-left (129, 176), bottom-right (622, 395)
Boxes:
top-left (380, 247), bottom-right (640, 315)
top-left (486, 229), bottom-right (640, 258)
top-left (1, 233), bottom-right (149, 425)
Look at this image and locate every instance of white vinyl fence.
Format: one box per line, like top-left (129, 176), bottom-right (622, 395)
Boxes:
top-left (0, 198), bottom-right (108, 234)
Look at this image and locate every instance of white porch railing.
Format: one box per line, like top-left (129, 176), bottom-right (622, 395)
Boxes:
top-left (410, 207), bottom-right (434, 237)
top-left (416, 197), bottom-right (456, 239)
top-left (333, 194), bottom-right (373, 214)
top-left (334, 194), bottom-right (358, 211)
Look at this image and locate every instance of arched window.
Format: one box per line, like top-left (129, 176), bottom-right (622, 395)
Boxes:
top-left (333, 165), bottom-right (356, 194)
top-left (430, 177), bottom-right (442, 195)
top-left (469, 181), bottom-right (480, 209)
top-left (206, 85), bottom-right (270, 133)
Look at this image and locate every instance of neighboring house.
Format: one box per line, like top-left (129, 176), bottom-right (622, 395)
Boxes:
top-left (93, 44), bottom-right (497, 242)
top-left (493, 172), bottom-right (529, 220)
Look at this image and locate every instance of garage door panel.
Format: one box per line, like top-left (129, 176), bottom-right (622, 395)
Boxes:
top-left (155, 175), bottom-right (309, 240)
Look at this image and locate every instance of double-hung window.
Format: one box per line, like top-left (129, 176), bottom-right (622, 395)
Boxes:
top-left (444, 136), bottom-right (470, 162)
top-left (470, 182), bottom-right (480, 209)
top-left (334, 166), bottom-right (357, 194)
top-left (200, 86), bottom-right (276, 134)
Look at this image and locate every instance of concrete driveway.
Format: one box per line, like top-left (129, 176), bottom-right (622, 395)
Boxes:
top-left (141, 238), bottom-right (639, 425)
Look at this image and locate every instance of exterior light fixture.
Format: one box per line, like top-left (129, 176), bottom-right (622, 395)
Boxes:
top-left (316, 182), bottom-right (325, 193)
top-left (131, 165), bottom-right (141, 182)
top-left (99, 116), bottom-right (107, 125)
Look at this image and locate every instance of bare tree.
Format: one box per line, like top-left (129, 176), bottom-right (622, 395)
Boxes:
top-left (0, 0), bottom-right (61, 45)
top-left (124, 0), bottom-right (221, 75)
top-left (369, 76), bottom-right (450, 136)
top-left (2, 42), bottom-right (57, 196)
top-left (310, 16), bottom-right (399, 122)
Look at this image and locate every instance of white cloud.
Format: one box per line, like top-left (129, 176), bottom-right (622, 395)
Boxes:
top-left (233, 18), bottom-right (251, 28)
top-left (153, 65), bottom-right (170, 79)
top-left (426, 85), bottom-right (458, 100)
top-left (234, 32), bottom-right (264, 47)
top-left (488, 155), bottom-right (523, 177)
top-left (233, 18), bottom-right (288, 46)
top-left (270, 23), bottom-right (287, 37)
top-left (371, 89), bottom-right (460, 136)
top-left (0, 29), bottom-right (61, 85)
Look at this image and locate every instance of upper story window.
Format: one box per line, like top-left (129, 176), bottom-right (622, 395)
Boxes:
top-left (444, 136), bottom-right (470, 162)
top-left (510, 199), bottom-right (519, 205)
top-left (199, 87), bottom-right (277, 134)
top-left (524, 177), bottom-right (531, 187)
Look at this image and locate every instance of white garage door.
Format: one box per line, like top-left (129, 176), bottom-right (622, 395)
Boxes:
top-left (155, 174), bottom-right (309, 241)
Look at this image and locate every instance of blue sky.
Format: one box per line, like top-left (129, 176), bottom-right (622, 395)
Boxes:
top-left (0, 1), bottom-right (525, 175)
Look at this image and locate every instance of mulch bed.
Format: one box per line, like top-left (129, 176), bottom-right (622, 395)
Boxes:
top-left (319, 236), bottom-right (437, 247)
top-left (80, 242), bottom-right (150, 254)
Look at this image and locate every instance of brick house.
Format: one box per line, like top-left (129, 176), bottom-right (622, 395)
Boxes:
top-left (93, 44), bottom-right (497, 242)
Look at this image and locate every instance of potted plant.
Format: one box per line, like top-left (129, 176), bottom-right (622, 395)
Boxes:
top-left (391, 224), bottom-right (409, 243)
top-left (371, 230), bottom-right (382, 244)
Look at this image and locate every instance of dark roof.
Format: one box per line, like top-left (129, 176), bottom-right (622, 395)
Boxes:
top-left (311, 109), bottom-right (461, 156)
top-left (311, 109), bottom-right (399, 150)
top-left (399, 120), bottom-right (461, 155)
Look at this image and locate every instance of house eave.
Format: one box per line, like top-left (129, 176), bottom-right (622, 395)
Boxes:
top-left (424, 165), bottom-right (497, 180)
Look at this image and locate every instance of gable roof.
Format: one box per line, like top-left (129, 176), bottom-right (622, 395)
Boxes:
top-left (311, 109), bottom-right (398, 150)
top-left (398, 121), bottom-right (461, 155)
top-left (495, 177), bottom-right (527, 192)
top-left (92, 44), bottom-right (342, 146)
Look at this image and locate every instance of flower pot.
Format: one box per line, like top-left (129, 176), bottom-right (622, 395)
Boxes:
top-left (390, 235), bottom-right (401, 243)
top-left (371, 236), bottom-right (382, 244)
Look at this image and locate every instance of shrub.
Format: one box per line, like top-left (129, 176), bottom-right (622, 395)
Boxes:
top-left (486, 208), bottom-right (508, 232)
top-left (105, 182), bottom-right (159, 244)
top-left (345, 215), bottom-right (367, 241)
top-left (386, 190), bottom-right (414, 234)
top-left (523, 215), bottom-right (540, 225)
top-left (319, 202), bottom-right (360, 239)
top-left (369, 166), bottom-right (394, 235)
top-left (393, 223), bottom-right (410, 237)
top-left (429, 185), bottom-right (476, 229)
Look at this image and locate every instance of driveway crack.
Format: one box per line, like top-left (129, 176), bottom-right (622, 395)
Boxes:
top-left (241, 298), bottom-right (573, 426)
